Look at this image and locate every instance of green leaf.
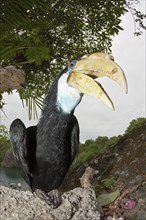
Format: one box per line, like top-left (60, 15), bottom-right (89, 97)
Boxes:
top-left (97, 189), bottom-right (120, 206)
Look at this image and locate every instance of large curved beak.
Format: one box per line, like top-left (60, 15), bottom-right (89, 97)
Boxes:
top-left (67, 52), bottom-right (128, 110)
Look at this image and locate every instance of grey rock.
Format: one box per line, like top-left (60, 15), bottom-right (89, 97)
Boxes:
top-left (0, 186), bottom-right (100, 220)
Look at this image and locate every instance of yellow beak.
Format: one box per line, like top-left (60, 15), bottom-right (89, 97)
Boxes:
top-left (67, 52), bottom-right (128, 110)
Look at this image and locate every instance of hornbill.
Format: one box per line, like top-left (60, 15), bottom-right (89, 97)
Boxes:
top-left (10, 53), bottom-right (128, 208)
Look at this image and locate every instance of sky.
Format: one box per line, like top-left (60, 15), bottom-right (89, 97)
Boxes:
top-left (1, 2), bottom-right (145, 142)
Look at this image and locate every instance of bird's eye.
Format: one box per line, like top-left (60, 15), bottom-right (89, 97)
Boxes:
top-left (69, 62), bottom-right (75, 68)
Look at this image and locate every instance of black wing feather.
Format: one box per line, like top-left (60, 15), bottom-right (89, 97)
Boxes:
top-left (10, 119), bottom-right (31, 186)
top-left (68, 116), bottom-right (79, 165)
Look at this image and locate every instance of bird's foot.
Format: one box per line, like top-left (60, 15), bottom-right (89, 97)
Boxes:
top-left (34, 189), bottom-right (61, 209)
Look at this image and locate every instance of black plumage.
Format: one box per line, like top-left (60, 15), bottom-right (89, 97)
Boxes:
top-left (10, 61), bottom-right (80, 205)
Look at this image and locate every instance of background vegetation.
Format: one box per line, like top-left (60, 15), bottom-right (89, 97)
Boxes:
top-left (75, 117), bottom-right (146, 166)
top-left (0, 125), bottom-right (11, 166)
top-left (0, 0), bottom-right (145, 118)
top-left (0, 117), bottom-right (145, 167)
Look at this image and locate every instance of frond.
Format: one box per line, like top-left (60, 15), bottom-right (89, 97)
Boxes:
top-left (19, 91), bottom-right (44, 120)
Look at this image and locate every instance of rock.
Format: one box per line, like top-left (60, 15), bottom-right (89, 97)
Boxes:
top-left (0, 186), bottom-right (101, 220)
top-left (0, 66), bottom-right (25, 93)
top-left (80, 166), bottom-right (94, 188)
top-left (10, 182), bottom-right (17, 189)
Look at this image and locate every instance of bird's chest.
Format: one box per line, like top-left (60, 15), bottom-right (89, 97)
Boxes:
top-left (36, 113), bottom-right (71, 161)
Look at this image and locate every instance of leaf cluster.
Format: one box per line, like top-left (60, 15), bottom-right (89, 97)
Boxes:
top-left (125, 117), bottom-right (146, 134)
top-left (0, 125), bottom-right (9, 141)
top-left (101, 177), bottom-right (115, 189)
top-left (76, 135), bottom-right (121, 165)
top-left (75, 117), bottom-right (146, 166)
top-left (0, 125), bottom-right (11, 165)
top-left (126, 0), bottom-right (146, 36)
top-left (0, 1), bottom-right (127, 106)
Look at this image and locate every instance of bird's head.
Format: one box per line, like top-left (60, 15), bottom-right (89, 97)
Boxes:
top-left (57, 52), bottom-right (128, 114)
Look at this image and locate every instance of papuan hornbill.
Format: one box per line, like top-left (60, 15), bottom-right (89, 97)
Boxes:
top-left (10, 53), bottom-right (128, 208)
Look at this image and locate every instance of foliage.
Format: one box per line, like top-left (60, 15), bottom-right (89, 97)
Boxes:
top-left (126, 0), bottom-right (146, 36)
top-left (74, 117), bottom-right (146, 166)
top-left (96, 188), bottom-right (120, 206)
top-left (0, 0), bottom-right (145, 118)
top-left (0, 125), bottom-right (11, 166)
top-left (76, 135), bottom-right (121, 165)
top-left (101, 177), bottom-right (115, 189)
top-left (19, 92), bottom-right (44, 120)
top-left (0, 125), bottom-right (9, 140)
top-left (0, 143), bottom-right (10, 166)
top-left (125, 117), bottom-right (146, 134)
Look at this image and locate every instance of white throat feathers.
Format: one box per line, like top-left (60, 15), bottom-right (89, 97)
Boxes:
top-left (57, 73), bottom-right (83, 113)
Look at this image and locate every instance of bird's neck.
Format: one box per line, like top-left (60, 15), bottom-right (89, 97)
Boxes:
top-left (56, 73), bottom-right (83, 114)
